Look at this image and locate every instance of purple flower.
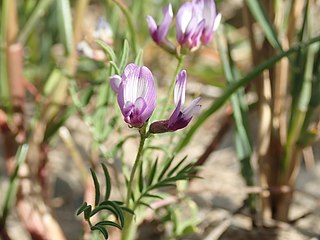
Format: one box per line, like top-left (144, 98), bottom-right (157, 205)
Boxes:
top-left (110, 63), bottom-right (157, 128)
top-left (195, 0), bottom-right (221, 44)
top-left (176, 2), bottom-right (205, 49)
top-left (176, 0), bottom-right (220, 50)
top-left (146, 4), bottom-right (173, 45)
top-left (150, 70), bottom-right (201, 133)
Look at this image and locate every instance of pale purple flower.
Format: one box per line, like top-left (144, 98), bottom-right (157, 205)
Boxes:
top-left (195, 0), bottom-right (221, 44)
top-left (176, 2), bottom-right (205, 49)
top-left (150, 70), bottom-right (201, 133)
top-left (110, 63), bottom-right (156, 128)
top-left (146, 4), bottom-right (173, 44)
top-left (176, 0), bottom-right (220, 50)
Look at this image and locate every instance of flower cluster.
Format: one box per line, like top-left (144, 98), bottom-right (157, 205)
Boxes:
top-left (111, 64), bottom-right (200, 133)
top-left (147, 0), bottom-right (221, 53)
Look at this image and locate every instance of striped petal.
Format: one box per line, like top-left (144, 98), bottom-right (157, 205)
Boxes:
top-left (116, 63), bottom-right (156, 127)
top-left (147, 4), bottom-right (173, 44)
top-left (176, 2), bottom-right (194, 44)
top-left (174, 70), bottom-right (187, 106)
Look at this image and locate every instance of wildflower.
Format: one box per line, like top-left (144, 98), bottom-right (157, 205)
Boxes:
top-left (146, 4), bottom-right (173, 45)
top-left (150, 70), bottom-right (201, 133)
top-left (176, 0), bottom-right (221, 50)
top-left (176, 2), bottom-right (205, 50)
top-left (110, 63), bottom-right (157, 128)
top-left (196, 0), bottom-right (221, 44)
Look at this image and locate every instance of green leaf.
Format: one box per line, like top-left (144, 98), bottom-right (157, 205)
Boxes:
top-left (1, 144), bottom-right (28, 224)
top-left (101, 163), bottom-right (111, 200)
top-left (90, 168), bottom-right (100, 206)
top-left (109, 61), bottom-right (120, 75)
top-left (56, 0), bottom-right (73, 55)
top-left (138, 161), bottom-right (144, 193)
top-left (150, 182), bottom-right (176, 190)
top-left (119, 40), bottom-right (129, 72)
top-left (80, 87), bottom-right (94, 107)
top-left (120, 206), bottom-right (135, 215)
top-left (218, 31), bottom-right (254, 188)
top-left (91, 225), bottom-right (109, 239)
top-left (96, 39), bottom-right (117, 62)
top-left (144, 194), bottom-right (163, 200)
top-left (147, 157), bottom-right (158, 186)
top-left (97, 220), bottom-right (122, 230)
top-left (167, 156), bottom-right (188, 177)
top-left (157, 156), bottom-right (175, 181)
top-left (76, 202), bottom-right (88, 215)
top-left (100, 201), bottom-right (124, 227)
top-left (177, 163), bottom-right (195, 175)
top-left (84, 205), bottom-right (92, 220)
top-left (90, 205), bottom-right (118, 218)
top-left (245, 0), bottom-right (283, 51)
top-left (44, 106), bottom-right (77, 141)
top-left (134, 49), bottom-right (144, 66)
top-left (44, 69), bottom-right (63, 96)
top-left (139, 201), bottom-right (153, 209)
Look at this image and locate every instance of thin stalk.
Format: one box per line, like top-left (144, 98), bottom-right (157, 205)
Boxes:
top-left (126, 125), bottom-right (147, 206)
top-left (0, 145), bottom-right (28, 229)
top-left (158, 56), bottom-right (185, 119)
top-left (122, 125), bottom-right (148, 240)
top-left (0, 0), bottom-right (10, 101)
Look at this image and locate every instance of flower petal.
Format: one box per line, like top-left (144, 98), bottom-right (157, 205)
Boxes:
top-left (138, 66), bottom-right (157, 122)
top-left (123, 67), bottom-right (143, 103)
top-left (182, 97), bottom-right (201, 119)
top-left (123, 101), bottom-right (134, 117)
top-left (176, 2), bottom-right (194, 43)
top-left (115, 64), bottom-right (156, 127)
top-left (146, 16), bottom-right (157, 36)
top-left (202, 0), bottom-right (216, 29)
top-left (168, 99), bottom-right (183, 127)
top-left (123, 63), bottom-right (139, 79)
top-left (156, 4), bottom-right (173, 43)
top-left (133, 97), bottom-right (147, 116)
top-left (201, 0), bottom-right (220, 44)
top-left (110, 75), bottom-right (122, 93)
top-left (174, 70), bottom-right (187, 106)
top-left (189, 19), bottom-right (205, 49)
top-left (213, 12), bottom-right (221, 31)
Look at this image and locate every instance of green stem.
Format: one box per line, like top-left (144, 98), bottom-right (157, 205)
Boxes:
top-left (122, 126), bottom-right (147, 240)
top-left (0, 0), bottom-right (9, 102)
top-left (0, 144), bottom-right (28, 229)
top-left (125, 125), bottom-right (147, 206)
top-left (158, 56), bottom-right (185, 119)
top-left (121, 212), bottom-right (135, 240)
